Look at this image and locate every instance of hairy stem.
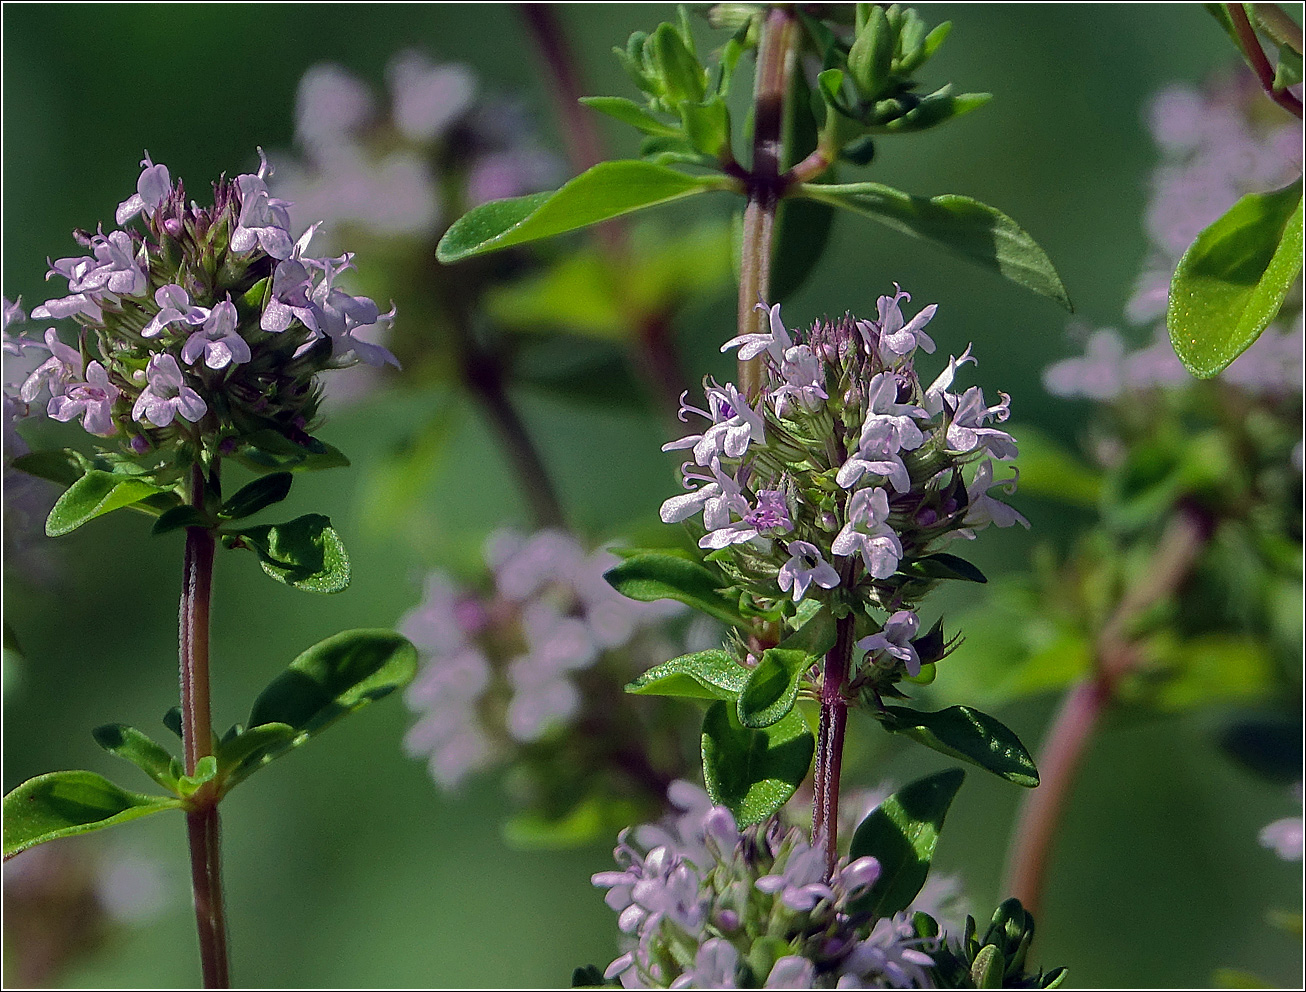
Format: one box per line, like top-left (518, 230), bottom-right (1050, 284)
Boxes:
top-left (738, 5), bottom-right (798, 397)
top-left (519, 3), bottom-right (689, 419)
top-left (813, 613), bottom-right (856, 878)
top-left (1002, 505), bottom-right (1211, 919)
top-left (180, 462), bottom-right (230, 988)
top-left (1228, 2), bottom-right (1304, 118)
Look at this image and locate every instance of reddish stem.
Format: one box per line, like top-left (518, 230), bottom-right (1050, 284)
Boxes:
top-left (1228, 3), bottom-right (1304, 118)
top-left (812, 613), bottom-right (856, 877)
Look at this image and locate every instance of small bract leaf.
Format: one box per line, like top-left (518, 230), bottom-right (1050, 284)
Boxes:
top-left (91, 724), bottom-right (180, 792)
top-left (1167, 181), bottom-right (1303, 378)
top-left (220, 472), bottom-right (293, 520)
top-left (907, 553), bottom-right (988, 583)
top-left (45, 470), bottom-right (170, 537)
top-left (701, 701), bottom-right (815, 825)
top-left (580, 96), bottom-right (682, 138)
top-left (879, 705), bottom-right (1039, 787)
top-left (848, 768), bottom-right (965, 916)
top-left (737, 648), bottom-right (814, 728)
top-left (4, 770), bottom-right (182, 859)
top-left (605, 553), bottom-right (746, 626)
top-left (248, 628), bottom-right (418, 738)
top-left (436, 161), bottom-right (724, 263)
top-left (151, 505), bottom-right (211, 536)
top-left (797, 182), bottom-right (1071, 310)
top-left (234, 513), bottom-right (350, 593)
top-left (214, 723), bottom-right (299, 793)
top-left (626, 649), bottom-right (749, 700)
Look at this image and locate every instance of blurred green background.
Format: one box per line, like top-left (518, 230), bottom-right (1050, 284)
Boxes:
top-left (3, 4), bottom-right (1300, 988)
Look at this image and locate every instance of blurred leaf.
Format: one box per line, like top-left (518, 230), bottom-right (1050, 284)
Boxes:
top-left (879, 706), bottom-right (1039, 786)
top-left (151, 505), bottom-right (210, 535)
top-left (738, 648), bottom-right (814, 728)
top-left (436, 161), bottom-right (725, 263)
top-left (701, 701), bottom-right (815, 825)
top-left (1010, 424), bottom-right (1102, 507)
top-left (1212, 967), bottom-right (1273, 988)
top-left (219, 472), bottom-right (293, 520)
top-left (627, 649), bottom-right (749, 700)
top-left (771, 197), bottom-right (837, 302)
top-left (1126, 634), bottom-right (1274, 712)
top-left (797, 181), bottom-right (1071, 309)
top-left (91, 723), bottom-right (180, 792)
top-left (3, 770), bottom-right (181, 859)
top-left (605, 552), bottom-right (747, 626)
top-left (247, 628), bottom-right (418, 739)
top-left (45, 470), bottom-right (170, 537)
top-left (502, 794), bottom-right (644, 850)
top-left (580, 96), bottom-right (681, 137)
top-left (847, 768), bottom-right (965, 916)
top-left (231, 513), bottom-right (350, 593)
top-left (1168, 180), bottom-right (1303, 378)
top-left (1217, 715), bottom-right (1303, 784)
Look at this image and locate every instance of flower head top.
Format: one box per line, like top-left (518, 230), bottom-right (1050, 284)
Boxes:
top-left (12, 151), bottom-right (398, 485)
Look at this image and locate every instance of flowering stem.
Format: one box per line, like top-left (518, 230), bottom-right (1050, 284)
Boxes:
top-left (519, 3), bottom-right (689, 419)
top-left (1227, 2), bottom-right (1304, 118)
top-left (738, 4), bottom-right (798, 398)
top-left (1002, 505), bottom-right (1211, 920)
top-left (179, 461), bottom-right (231, 988)
top-left (812, 611), bottom-right (856, 878)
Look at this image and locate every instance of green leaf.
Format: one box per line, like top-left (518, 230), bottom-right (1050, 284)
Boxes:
top-left (626, 649), bottom-right (749, 700)
top-left (236, 430), bottom-right (350, 473)
top-left (771, 197), bottom-right (838, 301)
top-left (45, 470), bottom-right (169, 537)
top-left (220, 472), bottom-right (293, 520)
top-left (4, 770), bottom-right (182, 858)
top-left (848, 3), bottom-right (894, 99)
top-left (11, 449), bottom-right (90, 487)
top-left (679, 97), bottom-right (732, 159)
top-left (579, 96), bottom-right (681, 138)
top-left (502, 795), bottom-right (644, 850)
top-left (653, 21), bottom-right (706, 104)
top-left (879, 705), bottom-right (1039, 787)
top-left (778, 604), bottom-right (837, 657)
top-left (847, 768), bottom-right (965, 916)
top-left (232, 513), bottom-right (350, 593)
top-left (1010, 424), bottom-right (1102, 508)
top-left (214, 722), bottom-right (299, 792)
top-left (797, 181), bottom-right (1072, 310)
top-left (1167, 181), bottom-right (1303, 378)
top-left (247, 628), bottom-right (418, 739)
top-left (436, 161), bottom-right (724, 263)
top-left (701, 701), bottom-right (815, 825)
top-left (905, 553), bottom-right (988, 583)
top-left (151, 505), bottom-right (211, 536)
top-left (737, 648), bottom-right (814, 728)
top-left (604, 552), bottom-right (746, 626)
top-left (878, 89), bottom-right (992, 132)
top-left (91, 724), bottom-right (180, 792)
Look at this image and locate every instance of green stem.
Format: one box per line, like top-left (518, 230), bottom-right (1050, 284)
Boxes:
top-left (738, 4), bottom-right (798, 398)
top-left (1228, 3), bottom-right (1304, 118)
top-left (1002, 505), bottom-right (1210, 920)
top-left (180, 462), bottom-right (231, 988)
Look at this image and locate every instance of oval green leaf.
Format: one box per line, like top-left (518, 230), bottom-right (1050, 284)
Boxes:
top-left (848, 767), bottom-right (965, 917)
top-left (151, 505), bottom-right (211, 536)
top-left (626, 649), bottom-right (749, 700)
top-left (436, 161), bottom-right (725, 263)
top-left (737, 648), bottom-right (814, 729)
top-left (701, 701), bottom-right (815, 825)
top-left (879, 705), bottom-right (1039, 787)
top-left (796, 181), bottom-right (1071, 310)
top-left (214, 723), bottom-right (299, 793)
top-left (604, 552), bottom-right (746, 626)
top-left (233, 513), bottom-right (350, 593)
top-left (4, 770), bottom-right (182, 859)
top-left (1167, 180), bottom-right (1303, 378)
top-left (45, 470), bottom-right (170, 537)
top-left (220, 472), bottom-right (294, 520)
top-left (91, 724), bottom-right (180, 792)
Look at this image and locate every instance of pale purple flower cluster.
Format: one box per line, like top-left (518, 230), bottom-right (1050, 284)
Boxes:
top-left (400, 528), bottom-right (684, 789)
top-left (593, 781), bottom-right (940, 988)
top-left (660, 289), bottom-right (1023, 682)
top-left (8, 150), bottom-right (398, 460)
top-left (1046, 73), bottom-right (1303, 401)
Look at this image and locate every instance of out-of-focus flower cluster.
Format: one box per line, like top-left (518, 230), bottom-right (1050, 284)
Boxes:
top-left (4, 151), bottom-right (396, 487)
top-left (661, 289), bottom-right (1023, 692)
top-left (1045, 72), bottom-right (1303, 402)
top-left (275, 52), bottom-right (558, 247)
top-left (400, 529), bottom-right (703, 827)
top-left (1260, 783), bottom-right (1304, 862)
top-left (592, 781), bottom-right (957, 989)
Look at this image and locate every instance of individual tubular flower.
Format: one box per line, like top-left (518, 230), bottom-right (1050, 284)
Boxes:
top-left (12, 150), bottom-right (396, 478)
top-left (657, 289), bottom-right (1021, 689)
top-left (399, 528), bottom-right (696, 825)
top-left (593, 781), bottom-right (939, 989)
